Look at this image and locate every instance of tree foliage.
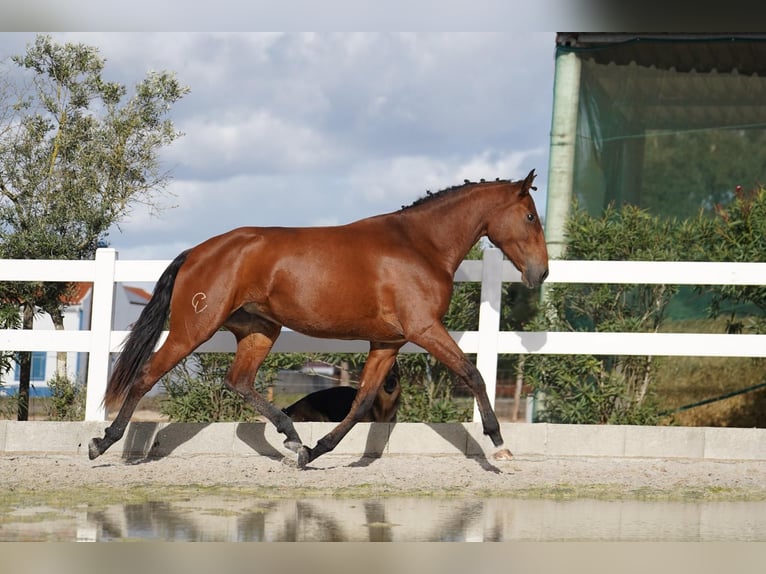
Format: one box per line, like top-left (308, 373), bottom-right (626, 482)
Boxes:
top-left (703, 185), bottom-right (766, 330)
top-left (0, 296), bottom-right (19, 379)
top-left (0, 34), bottom-right (188, 260)
top-left (0, 35), bottom-right (188, 418)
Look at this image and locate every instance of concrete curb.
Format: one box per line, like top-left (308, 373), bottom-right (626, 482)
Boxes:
top-left (1, 421), bottom-right (764, 461)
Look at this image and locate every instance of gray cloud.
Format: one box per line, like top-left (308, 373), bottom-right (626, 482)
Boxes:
top-left (0, 32), bottom-right (556, 260)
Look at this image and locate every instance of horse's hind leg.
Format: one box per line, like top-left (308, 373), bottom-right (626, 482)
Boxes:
top-left (89, 336), bottom-right (201, 459)
top-left (224, 322), bottom-right (303, 453)
top-left (298, 343), bottom-right (400, 467)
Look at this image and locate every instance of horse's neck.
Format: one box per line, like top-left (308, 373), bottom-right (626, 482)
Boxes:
top-left (402, 188), bottom-right (494, 273)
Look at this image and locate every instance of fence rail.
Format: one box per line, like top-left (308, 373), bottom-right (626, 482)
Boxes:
top-left (1, 248), bottom-right (765, 422)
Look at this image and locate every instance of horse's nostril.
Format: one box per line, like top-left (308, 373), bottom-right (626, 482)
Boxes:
top-left (540, 268), bottom-right (549, 283)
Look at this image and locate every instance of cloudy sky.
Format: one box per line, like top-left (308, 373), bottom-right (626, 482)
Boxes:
top-left (0, 32), bottom-right (557, 261)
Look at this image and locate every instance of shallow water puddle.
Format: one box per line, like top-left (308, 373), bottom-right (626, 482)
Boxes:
top-left (2, 496), bottom-right (765, 542)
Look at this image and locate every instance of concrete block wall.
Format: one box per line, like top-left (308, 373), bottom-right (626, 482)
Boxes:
top-left (0, 421), bottom-right (764, 461)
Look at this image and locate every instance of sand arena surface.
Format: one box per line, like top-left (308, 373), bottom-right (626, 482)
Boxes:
top-left (2, 451), bottom-right (765, 500)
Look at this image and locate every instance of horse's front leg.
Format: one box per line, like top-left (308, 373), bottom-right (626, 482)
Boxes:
top-left (409, 322), bottom-right (510, 458)
top-left (297, 344), bottom-right (400, 468)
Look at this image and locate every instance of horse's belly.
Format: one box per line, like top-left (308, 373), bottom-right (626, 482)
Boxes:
top-left (283, 315), bottom-right (405, 343)
top-left (239, 298), bottom-right (404, 342)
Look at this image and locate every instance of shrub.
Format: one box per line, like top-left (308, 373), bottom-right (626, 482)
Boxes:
top-left (396, 372), bottom-right (473, 423)
top-left (46, 374), bottom-right (85, 421)
top-left (526, 189), bottom-right (766, 426)
top-left (525, 203), bottom-right (691, 424)
top-left (160, 354), bottom-right (260, 422)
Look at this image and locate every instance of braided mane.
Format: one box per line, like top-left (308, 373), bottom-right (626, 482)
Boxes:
top-left (400, 178), bottom-right (511, 211)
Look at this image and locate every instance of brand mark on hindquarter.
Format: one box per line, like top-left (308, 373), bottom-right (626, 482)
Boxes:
top-left (192, 292), bottom-right (208, 314)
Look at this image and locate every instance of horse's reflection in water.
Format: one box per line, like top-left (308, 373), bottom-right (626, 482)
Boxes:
top-left (86, 497), bottom-right (486, 542)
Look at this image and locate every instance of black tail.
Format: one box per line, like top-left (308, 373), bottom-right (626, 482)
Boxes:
top-left (104, 249), bottom-right (190, 410)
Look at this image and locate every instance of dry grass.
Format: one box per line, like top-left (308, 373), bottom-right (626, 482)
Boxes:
top-left (653, 317), bottom-right (766, 427)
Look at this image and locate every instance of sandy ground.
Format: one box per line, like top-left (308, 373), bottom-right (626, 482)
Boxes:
top-left (2, 451), bottom-right (765, 500)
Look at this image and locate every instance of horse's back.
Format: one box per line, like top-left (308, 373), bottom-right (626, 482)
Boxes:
top-left (190, 221), bottom-right (410, 267)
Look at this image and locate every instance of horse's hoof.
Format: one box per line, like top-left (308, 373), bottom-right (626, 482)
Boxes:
top-left (283, 439), bottom-right (302, 453)
top-left (487, 430), bottom-right (504, 447)
top-left (492, 447), bottom-right (513, 461)
top-left (297, 446), bottom-right (311, 469)
top-left (88, 438), bottom-right (102, 460)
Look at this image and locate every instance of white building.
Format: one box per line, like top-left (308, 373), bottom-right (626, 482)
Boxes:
top-left (0, 283), bottom-right (151, 397)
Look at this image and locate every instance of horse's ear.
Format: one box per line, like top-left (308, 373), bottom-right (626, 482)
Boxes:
top-left (519, 169), bottom-right (537, 197)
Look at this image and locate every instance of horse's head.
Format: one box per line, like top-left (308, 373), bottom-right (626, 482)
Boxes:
top-left (486, 169), bottom-right (549, 289)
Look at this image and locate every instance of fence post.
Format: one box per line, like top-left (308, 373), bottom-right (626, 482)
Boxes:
top-left (474, 247), bottom-right (503, 422)
top-left (84, 248), bottom-right (118, 421)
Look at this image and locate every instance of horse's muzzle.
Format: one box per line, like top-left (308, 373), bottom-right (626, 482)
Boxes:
top-left (523, 265), bottom-right (549, 289)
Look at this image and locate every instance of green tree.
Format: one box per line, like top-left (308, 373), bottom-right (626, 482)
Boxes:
top-left (46, 373), bottom-right (85, 421)
top-left (0, 34), bottom-right (188, 419)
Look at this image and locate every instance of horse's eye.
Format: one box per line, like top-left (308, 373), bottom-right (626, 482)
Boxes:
top-left (526, 213), bottom-right (536, 222)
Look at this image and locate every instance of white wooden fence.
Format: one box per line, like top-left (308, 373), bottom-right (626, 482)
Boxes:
top-left (1, 247), bottom-right (766, 422)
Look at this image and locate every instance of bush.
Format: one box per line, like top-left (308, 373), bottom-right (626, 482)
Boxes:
top-left (396, 376), bottom-right (472, 423)
top-left (160, 354), bottom-right (261, 422)
top-left (525, 353), bottom-right (660, 425)
top-left (525, 203), bottom-right (694, 424)
top-left (161, 377), bottom-right (262, 422)
top-left (159, 350), bottom-right (308, 422)
top-left (703, 185), bottom-right (766, 325)
top-left (527, 188), bottom-right (766, 426)
top-left (46, 374), bottom-right (85, 421)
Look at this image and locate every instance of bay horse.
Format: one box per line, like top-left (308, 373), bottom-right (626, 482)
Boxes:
top-left (283, 361), bottom-right (401, 423)
top-left (88, 170), bottom-right (548, 467)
